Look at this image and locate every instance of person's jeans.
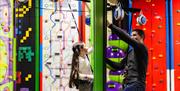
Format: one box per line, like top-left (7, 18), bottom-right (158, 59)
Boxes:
top-left (78, 80), bottom-right (93, 91)
top-left (123, 81), bottom-right (145, 91)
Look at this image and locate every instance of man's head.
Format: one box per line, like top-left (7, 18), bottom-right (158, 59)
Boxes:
top-left (131, 29), bottom-right (145, 43)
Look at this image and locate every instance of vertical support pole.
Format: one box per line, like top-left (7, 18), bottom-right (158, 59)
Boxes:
top-left (35, 0), bottom-right (40, 91)
top-left (169, 0), bottom-right (174, 91)
top-left (128, 0), bottom-right (132, 33)
top-left (92, 0), bottom-right (105, 91)
top-left (166, 1), bottom-right (171, 91)
top-left (12, 0), bottom-right (16, 89)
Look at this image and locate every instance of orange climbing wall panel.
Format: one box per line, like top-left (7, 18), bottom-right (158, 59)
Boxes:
top-left (173, 0), bottom-right (180, 91)
top-left (132, 0), bottom-right (167, 91)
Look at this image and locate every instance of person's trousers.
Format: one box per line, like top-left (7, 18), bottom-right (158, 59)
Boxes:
top-left (78, 80), bottom-right (93, 91)
top-left (123, 81), bottom-right (145, 91)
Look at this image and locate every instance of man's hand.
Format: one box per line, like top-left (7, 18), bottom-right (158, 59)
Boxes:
top-left (108, 0), bottom-right (118, 6)
top-left (107, 20), bottom-right (111, 27)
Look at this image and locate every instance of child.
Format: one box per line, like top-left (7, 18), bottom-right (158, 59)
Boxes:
top-left (69, 42), bottom-right (93, 91)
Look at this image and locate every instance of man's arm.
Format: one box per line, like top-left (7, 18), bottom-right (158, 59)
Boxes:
top-left (105, 57), bottom-right (127, 70)
top-left (108, 24), bottom-right (141, 48)
top-left (79, 73), bottom-right (93, 80)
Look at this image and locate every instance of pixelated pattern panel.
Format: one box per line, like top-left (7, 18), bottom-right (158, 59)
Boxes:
top-left (0, 0), bottom-right (14, 91)
top-left (41, 0), bottom-right (91, 91)
top-left (15, 0), bottom-right (32, 18)
top-left (132, 0), bottom-right (167, 91)
top-left (18, 47), bottom-right (34, 62)
top-left (15, 0), bottom-right (37, 90)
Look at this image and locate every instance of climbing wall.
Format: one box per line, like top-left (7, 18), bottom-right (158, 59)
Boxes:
top-left (106, 2), bottom-right (129, 90)
top-left (172, 0), bottom-right (180, 91)
top-left (0, 0), bottom-right (14, 91)
top-left (132, 0), bottom-right (167, 91)
top-left (40, 0), bottom-right (91, 91)
top-left (15, 0), bottom-right (39, 91)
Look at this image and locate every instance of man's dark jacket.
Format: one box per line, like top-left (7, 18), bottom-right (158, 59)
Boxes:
top-left (106, 24), bottom-right (148, 85)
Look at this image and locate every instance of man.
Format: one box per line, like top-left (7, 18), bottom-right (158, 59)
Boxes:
top-left (106, 21), bottom-right (148, 91)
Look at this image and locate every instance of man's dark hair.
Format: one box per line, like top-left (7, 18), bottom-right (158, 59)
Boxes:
top-left (133, 29), bottom-right (145, 40)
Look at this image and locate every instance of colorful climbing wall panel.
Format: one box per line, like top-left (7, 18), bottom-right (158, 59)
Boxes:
top-left (0, 0), bottom-right (14, 91)
top-left (40, 0), bottom-right (91, 91)
top-left (172, 0), bottom-right (180, 91)
top-left (15, 0), bottom-right (39, 91)
top-left (106, 2), bottom-right (129, 90)
top-left (132, 0), bottom-right (167, 91)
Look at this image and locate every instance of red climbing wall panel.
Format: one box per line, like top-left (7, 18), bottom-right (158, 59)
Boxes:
top-left (173, 0), bottom-right (180, 91)
top-left (132, 0), bottom-right (167, 91)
